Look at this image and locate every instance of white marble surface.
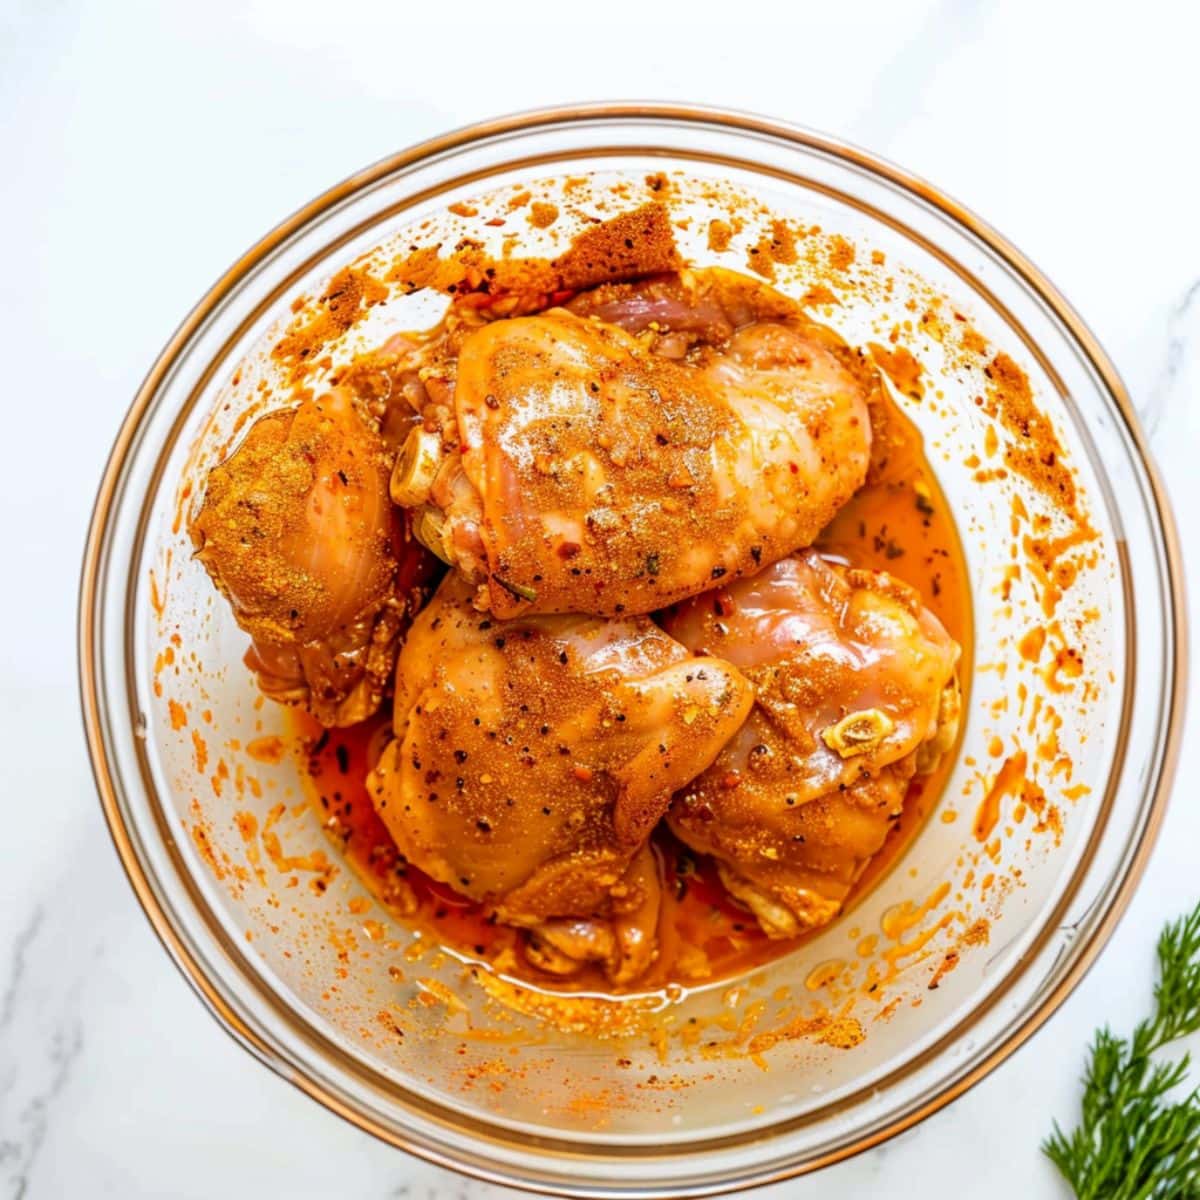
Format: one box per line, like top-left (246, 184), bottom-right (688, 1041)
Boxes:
top-left (2, 0), bottom-right (1198, 1195)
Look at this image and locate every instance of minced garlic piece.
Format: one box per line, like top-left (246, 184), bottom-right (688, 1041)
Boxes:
top-left (390, 427), bottom-right (443, 507)
top-left (821, 708), bottom-right (896, 758)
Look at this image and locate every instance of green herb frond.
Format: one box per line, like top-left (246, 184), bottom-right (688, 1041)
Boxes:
top-left (1043, 900), bottom-right (1200, 1199)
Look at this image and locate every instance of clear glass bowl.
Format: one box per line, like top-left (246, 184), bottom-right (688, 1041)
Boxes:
top-left (79, 105), bottom-right (1186, 1195)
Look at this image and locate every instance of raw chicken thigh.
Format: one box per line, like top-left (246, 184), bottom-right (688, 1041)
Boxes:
top-left (390, 268), bottom-right (875, 618)
top-left (190, 390), bottom-right (435, 726)
top-left (663, 550), bottom-right (961, 938)
top-left (367, 573), bottom-right (753, 983)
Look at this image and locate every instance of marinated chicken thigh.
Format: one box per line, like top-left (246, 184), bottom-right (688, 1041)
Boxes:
top-left (663, 550), bottom-right (961, 938)
top-left (390, 268), bottom-right (875, 618)
top-left (190, 236), bottom-right (973, 995)
top-left (367, 573), bottom-right (753, 982)
top-left (190, 390), bottom-right (436, 726)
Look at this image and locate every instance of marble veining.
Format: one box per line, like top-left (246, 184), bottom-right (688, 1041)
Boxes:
top-left (1143, 277), bottom-right (1200, 439)
top-left (0, 908), bottom-right (43, 1035)
top-left (0, 903), bottom-right (85, 1200)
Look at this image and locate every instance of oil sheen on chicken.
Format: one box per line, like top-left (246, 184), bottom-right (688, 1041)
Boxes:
top-left (367, 573), bottom-right (754, 983)
top-left (662, 550), bottom-right (961, 939)
top-left (190, 390), bottom-right (435, 726)
top-left (393, 268), bottom-right (875, 618)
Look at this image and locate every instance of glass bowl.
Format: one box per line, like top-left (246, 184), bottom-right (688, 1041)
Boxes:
top-left (79, 104), bottom-right (1186, 1196)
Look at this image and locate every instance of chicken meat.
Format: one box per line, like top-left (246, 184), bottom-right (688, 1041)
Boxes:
top-left (389, 268), bottom-right (876, 618)
top-left (190, 390), bottom-right (437, 726)
top-left (367, 572), bottom-right (754, 983)
top-left (662, 550), bottom-right (961, 939)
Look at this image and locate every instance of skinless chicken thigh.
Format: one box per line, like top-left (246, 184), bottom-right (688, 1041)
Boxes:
top-left (367, 573), bottom-right (754, 983)
top-left (389, 268), bottom-right (875, 618)
top-left (663, 550), bottom-right (961, 939)
top-left (190, 390), bottom-right (437, 726)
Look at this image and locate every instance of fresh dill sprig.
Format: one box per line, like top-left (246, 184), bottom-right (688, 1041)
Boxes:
top-left (1044, 902), bottom-right (1200, 1198)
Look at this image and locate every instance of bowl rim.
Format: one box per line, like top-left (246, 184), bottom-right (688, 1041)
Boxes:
top-left (78, 101), bottom-right (1188, 1192)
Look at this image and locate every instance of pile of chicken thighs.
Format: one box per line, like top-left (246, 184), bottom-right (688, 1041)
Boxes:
top-left (191, 266), bottom-right (961, 987)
